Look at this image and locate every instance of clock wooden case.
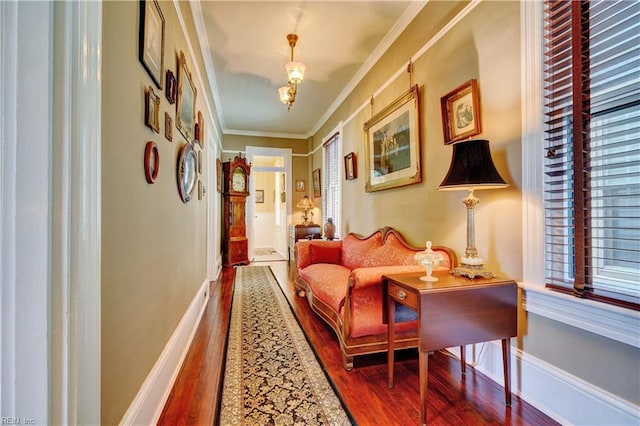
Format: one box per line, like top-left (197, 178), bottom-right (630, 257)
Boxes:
top-left (222, 156), bottom-right (251, 266)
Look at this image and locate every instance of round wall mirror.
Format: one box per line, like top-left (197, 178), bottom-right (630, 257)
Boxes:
top-left (177, 142), bottom-right (197, 203)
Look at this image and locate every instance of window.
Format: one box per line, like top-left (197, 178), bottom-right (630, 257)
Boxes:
top-left (322, 133), bottom-right (341, 238)
top-left (543, 0), bottom-right (639, 309)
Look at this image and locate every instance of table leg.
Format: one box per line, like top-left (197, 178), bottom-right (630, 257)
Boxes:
top-left (502, 338), bottom-right (512, 406)
top-left (460, 345), bottom-right (466, 375)
top-left (419, 347), bottom-right (428, 426)
top-left (387, 296), bottom-right (395, 388)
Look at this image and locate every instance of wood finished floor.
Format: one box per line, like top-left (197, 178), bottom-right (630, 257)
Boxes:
top-left (159, 261), bottom-right (560, 425)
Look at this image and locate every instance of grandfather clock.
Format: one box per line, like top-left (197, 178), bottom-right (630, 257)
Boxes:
top-left (222, 156), bottom-right (251, 266)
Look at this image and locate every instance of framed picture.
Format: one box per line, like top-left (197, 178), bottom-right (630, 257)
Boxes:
top-left (138, 0), bottom-right (165, 90)
top-left (164, 112), bottom-right (172, 141)
top-left (198, 180), bottom-right (206, 200)
top-left (165, 69), bottom-right (177, 104)
top-left (145, 86), bottom-right (160, 133)
top-left (255, 189), bottom-right (264, 203)
top-left (363, 85), bottom-right (421, 192)
top-left (216, 158), bottom-right (222, 193)
top-left (296, 179), bottom-right (305, 192)
top-left (312, 168), bottom-right (321, 198)
top-left (440, 79), bottom-right (481, 144)
top-left (176, 51), bottom-right (197, 142)
top-left (344, 152), bottom-right (357, 180)
top-left (195, 111), bottom-right (205, 148)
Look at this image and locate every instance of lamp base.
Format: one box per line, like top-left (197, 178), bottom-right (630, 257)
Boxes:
top-left (451, 263), bottom-right (496, 279)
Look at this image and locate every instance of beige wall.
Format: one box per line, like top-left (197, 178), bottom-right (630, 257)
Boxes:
top-left (101, 1), bottom-right (212, 423)
top-left (313, 0), bottom-right (521, 279)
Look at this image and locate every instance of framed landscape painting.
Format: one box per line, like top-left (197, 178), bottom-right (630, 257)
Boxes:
top-left (363, 85), bottom-right (421, 192)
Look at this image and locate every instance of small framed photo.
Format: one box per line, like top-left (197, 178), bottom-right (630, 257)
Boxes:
top-left (165, 69), bottom-right (177, 104)
top-left (138, 0), bottom-right (165, 90)
top-left (195, 111), bottom-right (205, 148)
top-left (312, 168), bottom-right (321, 198)
top-left (440, 79), bottom-right (481, 144)
top-left (198, 180), bottom-right (205, 200)
top-left (145, 86), bottom-right (160, 133)
top-left (344, 152), bottom-right (357, 180)
top-left (216, 158), bottom-right (222, 193)
top-left (255, 189), bottom-right (264, 203)
top-left (164, 112), bottom-right (172, 141)
top-left (295, 179), bottom-right (305, 192)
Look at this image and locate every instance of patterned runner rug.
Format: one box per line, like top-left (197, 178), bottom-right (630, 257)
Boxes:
top-left (220, 265), bottom-right (353, 425)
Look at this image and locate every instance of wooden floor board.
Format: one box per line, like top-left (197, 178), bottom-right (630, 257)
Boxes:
top-left (159, 262), bottom-right (559, 426)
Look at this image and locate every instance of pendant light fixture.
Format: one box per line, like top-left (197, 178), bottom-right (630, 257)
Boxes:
top-left (278, 33), bottom-right (306, 110)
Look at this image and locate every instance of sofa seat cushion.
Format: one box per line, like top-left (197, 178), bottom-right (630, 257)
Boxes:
top-left (298, 263), bottom-right (351, 315)
top-left (348, 265), bottom-right (425, 338)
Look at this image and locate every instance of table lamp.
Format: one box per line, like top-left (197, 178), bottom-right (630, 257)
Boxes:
top-left (296, 195), bottom-right (315, 225)
top-left (438, 139), bottom-right (507, 279)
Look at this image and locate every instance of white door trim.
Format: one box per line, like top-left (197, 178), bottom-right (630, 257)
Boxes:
top-left (49, 2), bottom-right (103, 424)
top-left (245, 147), bottom-right (292, 260)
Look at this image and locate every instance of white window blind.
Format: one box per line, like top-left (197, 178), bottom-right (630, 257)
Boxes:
top-left (543, 0), bottom-right (640, 309)
top-left (322, 133), bottom-right (341, 238)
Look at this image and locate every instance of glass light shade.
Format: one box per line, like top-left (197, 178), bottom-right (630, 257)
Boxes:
top-left (296, 195), bottom-right (315, 209)
top-left (278, 86), bottom-right (291, 104)
top-left (286, 61), bottom-right (306, 83)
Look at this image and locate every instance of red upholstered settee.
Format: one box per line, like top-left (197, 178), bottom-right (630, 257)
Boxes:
top-left (294, 227), bottom-right (457, 370)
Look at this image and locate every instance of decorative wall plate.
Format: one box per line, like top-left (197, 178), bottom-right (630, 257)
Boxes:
top-left (143, 141), bottom-right (159, 184)
top-left (177, 142), bottom-right (197, 202)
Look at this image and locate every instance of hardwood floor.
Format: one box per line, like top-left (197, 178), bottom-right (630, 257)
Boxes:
top-left (159, 262), bottom-right (559, 425)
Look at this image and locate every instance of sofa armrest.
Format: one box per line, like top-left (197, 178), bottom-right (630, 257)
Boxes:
top-left (295, 239), bottom-right (343, 270)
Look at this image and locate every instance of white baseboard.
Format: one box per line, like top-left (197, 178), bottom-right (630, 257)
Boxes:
top-left (119, 279), bottom-right (210, 425)
top-left (447, 343), bottom-right (638, 425)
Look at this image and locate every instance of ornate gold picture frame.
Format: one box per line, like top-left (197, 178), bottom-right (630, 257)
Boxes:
top-left (363, 85), bottom-right (421, 192)
top-left (176, 51), bottom-right (197, 142)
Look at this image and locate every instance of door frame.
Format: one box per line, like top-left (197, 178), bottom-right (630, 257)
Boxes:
top-left (245, 146), bottom-right (292, 260)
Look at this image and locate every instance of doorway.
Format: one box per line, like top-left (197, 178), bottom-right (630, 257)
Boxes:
top-left (245, 146), bottom-right (292, 262)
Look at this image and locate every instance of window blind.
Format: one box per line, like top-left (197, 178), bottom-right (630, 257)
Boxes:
top-left (323, 133), bottom-right (341, 238)
top-left (543, 0), bottom-right (640, 309)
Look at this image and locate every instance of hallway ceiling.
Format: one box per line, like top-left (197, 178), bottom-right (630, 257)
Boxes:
top-left (191, 1), bottom-right (424, 139)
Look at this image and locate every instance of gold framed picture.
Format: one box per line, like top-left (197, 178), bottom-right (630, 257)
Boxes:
top-left (145, 86), bottom-right (160, 133)
top-left (363, 85), bottom-right (421, 192)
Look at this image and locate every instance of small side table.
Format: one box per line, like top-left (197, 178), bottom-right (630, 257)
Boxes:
top-left (288, 224), bottom-right (321, 260)
top-left (383, 271), bottom-right (517, 426)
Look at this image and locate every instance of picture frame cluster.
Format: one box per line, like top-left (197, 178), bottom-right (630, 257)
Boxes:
top-left (138, 0), bottom-right (207, 201)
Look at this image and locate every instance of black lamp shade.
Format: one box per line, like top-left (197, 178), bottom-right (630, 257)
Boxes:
top-left (438, 139), bottom-right (508, 190)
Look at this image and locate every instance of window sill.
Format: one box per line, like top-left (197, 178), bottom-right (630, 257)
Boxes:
top-left (520, 283), bottom-right (640, 348)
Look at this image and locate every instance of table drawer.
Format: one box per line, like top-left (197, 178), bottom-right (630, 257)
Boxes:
top-left (388, 282), bottom-right (418, 310)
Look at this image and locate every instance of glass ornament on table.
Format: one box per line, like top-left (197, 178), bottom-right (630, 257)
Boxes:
top-left (414, 241), bottom-right (442, 282)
